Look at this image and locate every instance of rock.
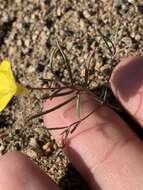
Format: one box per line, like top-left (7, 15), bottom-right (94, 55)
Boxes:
top-left (29, 137), bottom-right (39, 148)
top-left (25, 149), bottom-right (38, 159)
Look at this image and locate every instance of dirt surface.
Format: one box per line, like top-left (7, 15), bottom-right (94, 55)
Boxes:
top-left (0, 0), bottom-right (143, 189)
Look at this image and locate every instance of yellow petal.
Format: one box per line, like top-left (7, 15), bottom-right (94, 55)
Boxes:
top-left (0, 60), bottom-right (18, 111)
top-left (0, 60), bottom-right (30, 111)
top-left (0, 60), bottom-right (17, 93)
top-left (0, 60), bottom-right (16, 84)
top-left (0, 92), bottom-right (14, 112)
top-left (0, 60), bottom-right (11, 71)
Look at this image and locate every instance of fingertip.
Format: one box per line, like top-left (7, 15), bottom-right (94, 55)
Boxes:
top-left (110, 56), bottom-right (143, 125)
top-left (42, 58), bottom-right (143, 190)
top-left (0, 151), bottom-right (59, 190)
top-left (110, 56), bottom-right (143, 99)
top-left (43, 92), bottom-right (140, 189)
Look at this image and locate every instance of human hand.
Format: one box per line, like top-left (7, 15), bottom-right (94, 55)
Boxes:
top-left (0, 57), bottom-right (143, 190)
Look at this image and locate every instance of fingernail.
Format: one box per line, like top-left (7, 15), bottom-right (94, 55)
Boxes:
top-left (110, 56), bottom-right (143, 124)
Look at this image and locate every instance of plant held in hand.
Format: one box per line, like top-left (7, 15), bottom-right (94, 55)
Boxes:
top-left (0, 32), bottom-right (119, 146)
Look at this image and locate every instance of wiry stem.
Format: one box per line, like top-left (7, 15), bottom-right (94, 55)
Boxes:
top-left (97, 29), bottom-right (116, 56)
top-left (29, 87), bottom-right (68, 91)
top-left (60, 107), bottom-right (98, 147)
top-left (56, 39), bottom-right (74, 85)
top-left (28, 95), bottom-right (76, 121)
top-left (27, 34), bottom-right (118, 145)
top-left (42, 89), bottom-right (75, 100)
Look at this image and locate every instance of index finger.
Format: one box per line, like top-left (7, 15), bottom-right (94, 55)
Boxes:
top-left (43, 92), bottom-right (143, 190)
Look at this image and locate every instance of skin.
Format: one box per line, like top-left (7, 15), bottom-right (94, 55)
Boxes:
top-left (0, 56), bottom-right (143, 190)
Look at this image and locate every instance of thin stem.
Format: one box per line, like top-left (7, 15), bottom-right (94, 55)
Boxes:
top-left (28, 87), bottom-right (68, 91)
top-left (76, 93), bottom-right (80, 118)
top-left (70, 107), bottom-right (97, 130)
top-left (56, 39), bottom-right (74, 85)
top-left (84, 48), bottom-right (95, 87)
top-left (49, 89), bottom-right (64, 100)
top-left (47, 126), bottom-right (68, 130)
top-left (97, 29), bottom-right (115, 56)
top-left (28, 95), bottom-right (76, 121)
top-left (42, 89), bottom-right (75, 100)
top-left (49, 47), bottom-right (69, 87)
top-left (60, 106), bottom-right (98, 146)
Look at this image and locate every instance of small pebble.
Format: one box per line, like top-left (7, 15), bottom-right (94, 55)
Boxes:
top-left (114, 0), bottom-right (123, 7)
top-left (25, 149), bottom-right (38, 159)
top-left (24, 39), bottom-right (30, 47)
top-left (135, 34), bottom-right (141, 41)
top-left (27, 65), bottom-right (36, 73)
top-left (0, 1), bottom-right (142, 188)
top-left (15, 0), bottom-right (21, 4)
top-left (0, 144), bottom-right (5, 153)
top-left (79, 19), bottom-right (87, 31)
top-left (122, 37), bottom-right (133, 47)
top-left (29, 137), bottom-right (38, 148)
top-left (57, 7), bottom-right (62, 17)
top-left (66, 41), bottom-right (73, 51)
top-left (127, 0), bottom-right (135, 3)
top-left (83, 10), bottom-right (91, 19)
top-left (137, 4), bottom-right (143, 14)
top-left (42, 142), bottom-right (53, 155)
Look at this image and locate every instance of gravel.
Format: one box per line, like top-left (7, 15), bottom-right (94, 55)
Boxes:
top-left (0, 0), bottom-right (142, 189)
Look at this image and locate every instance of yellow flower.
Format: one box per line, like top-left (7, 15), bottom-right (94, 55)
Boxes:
top-left (0, 60), bottom-right (30, 112)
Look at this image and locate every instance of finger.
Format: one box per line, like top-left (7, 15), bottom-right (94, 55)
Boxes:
top-left (0, 151), bottom-right (59, 190)
top-left (110, 56), bottom-right (143, 126)
top-left (43, 93), bottom-right (143, 190)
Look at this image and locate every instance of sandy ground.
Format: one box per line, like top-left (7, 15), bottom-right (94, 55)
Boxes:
top-left (0, 0), bottom-right (143, 189)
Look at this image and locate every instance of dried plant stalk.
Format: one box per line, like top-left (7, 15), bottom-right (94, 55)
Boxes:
top-left (28, 32), bottom-right (120, 146)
